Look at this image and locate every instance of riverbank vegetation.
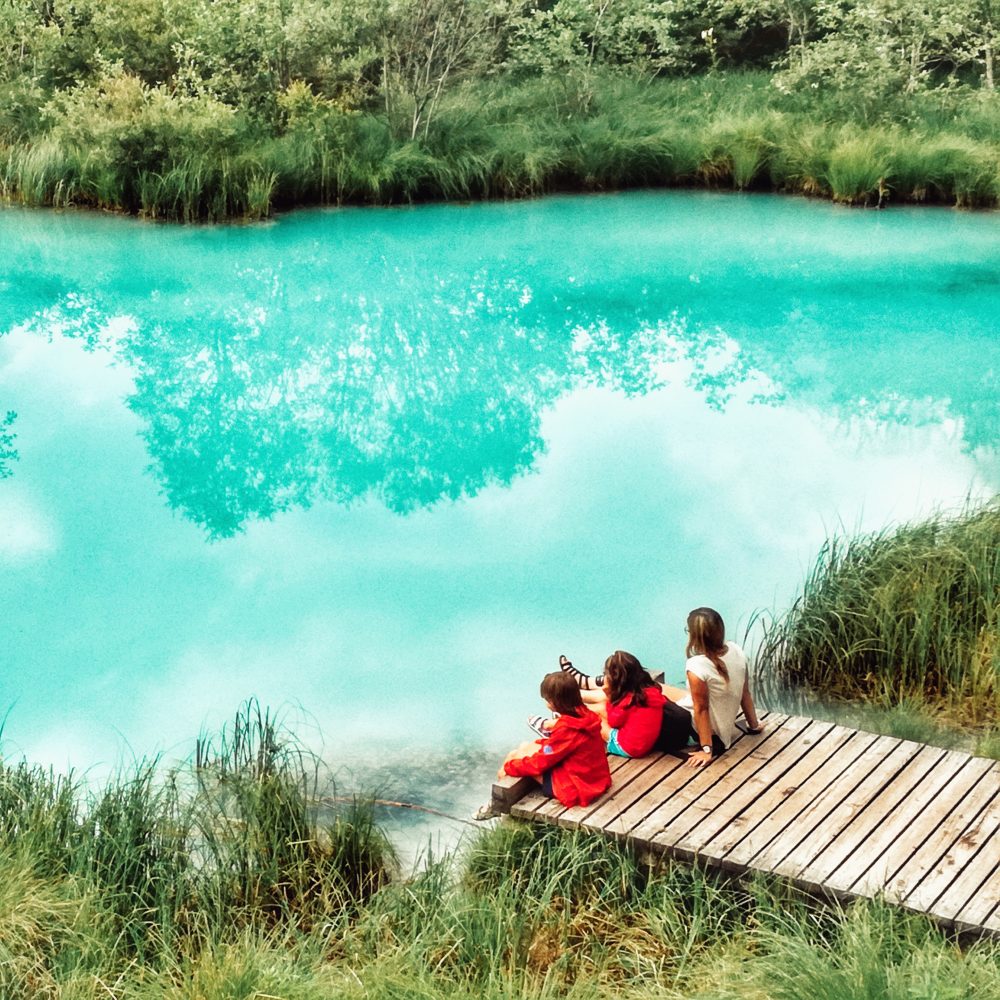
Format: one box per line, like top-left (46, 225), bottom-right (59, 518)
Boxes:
top-left (756, 497), bottom-right (1000, 737)
top-left (2, 1), bottom-right (999, 219)
top-left (2, 705), bottom-right (998, 1000)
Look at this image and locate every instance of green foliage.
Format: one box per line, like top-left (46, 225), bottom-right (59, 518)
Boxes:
top-left (756, 497), bottom-right (1000, 727)
top-left (824, 129), bottom-right (891, 204)
top-left (0, 731), bottom-right (998, 999)
top-left (761, 897), bottom-right (1000, 1000)
top-left (0, 410), bottom-right (17, 479)
top-left (0, 699), bottom-right (396, 980)
top-left (0, 1), bottom-right (998, 217)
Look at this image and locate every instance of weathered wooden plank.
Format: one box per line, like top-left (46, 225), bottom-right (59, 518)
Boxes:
top-left (712, 725), bottom-right (863, 872)
top-left (603, 711), bottom-right (778, 839)
top-left (628, 715), bottom-right (799, 849)
top-left (641, 716), bottom-right (815, 853)
top-left (553, 755), bottom-right (665, 830)
top-left (589, 755), bottom-right (691, 838)
top-left (573, 753), bottom-right (672, 831)
top-left (902, 780), bottom-right (1000, 917)
top-left (491, 774), bottom-right (537, 814)
top-left (604, 757), bottom-right (704, 840)
top-left (773, 738), bottom-right (925, 887)
top-left (510, 789), bottom-right (552, 820)
top-left (666, 719), bottom-right (840, 862)
top-left (815, 745), bottom-right (951, 895)
top-left (745, 731), bottom-right (890, 872)
top-left (950, 864), bottom-right (1000, 932)
top-left (881, 762), bottom-right (1000, 906)
top-left (844, 753), bottom-right (995, 898)
top-left (930, 851), bottom-right (1000, 927)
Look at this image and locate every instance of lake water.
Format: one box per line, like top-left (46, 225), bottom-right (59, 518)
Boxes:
top-left (1, 191), bottom-right (998, 852)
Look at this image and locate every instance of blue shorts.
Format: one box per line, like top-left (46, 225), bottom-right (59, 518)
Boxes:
top-left (607, 728), bottom-right (632, 758)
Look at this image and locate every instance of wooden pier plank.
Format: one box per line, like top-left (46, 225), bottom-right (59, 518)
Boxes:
top-left (930, 853), bottom-right (1000, 927)
top-left (575, 753), bottom-right (674, 832)
top-left (555, 754), bottom-right (669, 831)
top-left (902, 777), bottom-right (1000, 916)
top-left (715, 726), bottom-right (866, 871)
top-left (881, 762), bottom-right (1000, 907)
top-left (817, 745), bottom-right (951, 895)
top-left (657, 719), bottom-right (835, 859)
top-left (745, 732), bottom-right (895, 874)
top-left (629, 715), bottom-right (801, 849)
top-left (951, 865), bottom-right (1000, 932)
top-left (776, 739), bottom-right (926, 889)
top-left (844, 753), bottom-right (996, 898)
top-left (510, 789), bottom-right (554, 819)
top-left (609, 717), bottom-right (779, 839)
top-left (669, 720), bottom-right (849, 864)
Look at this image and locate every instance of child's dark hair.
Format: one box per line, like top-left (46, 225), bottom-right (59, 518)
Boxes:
top-left (540, 671), bottom-right (585, 716)
top-left (603, 650), bottom-right (656, 706)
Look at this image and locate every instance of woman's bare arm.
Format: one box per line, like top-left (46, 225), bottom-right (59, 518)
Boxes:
top-left (740, 676), bottom-right (762, 732)
top-left (686, 673), bottom-right (714, 767)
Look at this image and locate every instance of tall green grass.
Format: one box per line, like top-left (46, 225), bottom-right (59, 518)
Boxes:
top-left (0, 699), bottom-right (395, 983)
top-left (2, 72), bottom-right (998, 220)
top-left (1, 723), bottom-right (998, 999)
top-left (756, 498), bottom-right (1000, 727)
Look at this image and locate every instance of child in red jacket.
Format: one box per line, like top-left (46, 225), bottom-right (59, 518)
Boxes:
top-left (559, 650), bottom-right (666, 758)
top-left (500, 672), bottom-right (612, 807)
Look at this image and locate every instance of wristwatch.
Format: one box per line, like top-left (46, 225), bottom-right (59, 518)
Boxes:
top-left (701, 745), bottom-right (712, 754)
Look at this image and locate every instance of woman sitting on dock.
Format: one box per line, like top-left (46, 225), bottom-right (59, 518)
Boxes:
top-left (500, 671), bottom-right (612, 807)
top-left (665, 606), bottom-right (763, 768)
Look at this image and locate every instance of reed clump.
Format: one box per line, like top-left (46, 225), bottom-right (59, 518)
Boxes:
top-left (756, 498), bottom-right (1000, 727)
top-left (0, 699), bottom-right (395, 990)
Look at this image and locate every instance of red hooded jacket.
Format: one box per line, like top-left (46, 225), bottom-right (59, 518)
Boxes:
top-left (606, 684), bottom-right (667, 757)
top-left (504, 708), bottom-right (611, 807)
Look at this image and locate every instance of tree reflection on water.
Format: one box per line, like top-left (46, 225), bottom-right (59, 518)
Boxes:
top-left (4, 260), bottom-right (995, 537)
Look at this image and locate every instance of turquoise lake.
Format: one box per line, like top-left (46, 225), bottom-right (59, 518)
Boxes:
top-left (1, 191), bottom-right (998, 845)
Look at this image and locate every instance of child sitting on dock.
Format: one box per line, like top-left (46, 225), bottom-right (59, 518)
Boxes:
top-left (499, 671), bottom-right (612, 807)
top-left (556, 650), bottom-right (668, 758)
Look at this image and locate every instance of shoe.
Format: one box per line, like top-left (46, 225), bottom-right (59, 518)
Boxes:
top-left (473, 802), bottom-right (497, 821)
top-left (527, 715), bottom-right (553, 737)
top-left (559, 654), bottom-right (602, 690)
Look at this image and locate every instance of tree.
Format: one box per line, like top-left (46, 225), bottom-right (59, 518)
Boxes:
top-left (379, 0), bottom-right (510, 139)
top-left (0, 411), bottom-right (16, 480)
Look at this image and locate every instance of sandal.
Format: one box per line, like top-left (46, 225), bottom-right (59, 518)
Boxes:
top-left (527, 715), bottom-right (554, 737)
top-left (559, 654), bottom-right (602, 690)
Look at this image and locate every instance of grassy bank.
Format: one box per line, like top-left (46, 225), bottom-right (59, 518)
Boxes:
top-left (2, 706), bottom-right (998, 1000)
top-left (755, 497), bottom-right (1000, 732)
top-left (2, 72), bottom-right (999, 221)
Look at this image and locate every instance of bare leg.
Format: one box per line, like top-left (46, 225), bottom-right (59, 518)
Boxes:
top-left (504, 739), bottom-right (542, 764)
top-left (498, 739), bottom-right (549, 780)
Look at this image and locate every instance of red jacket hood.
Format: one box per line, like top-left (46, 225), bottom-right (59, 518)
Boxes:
top-left (556, 708), bottom-right (604, 734)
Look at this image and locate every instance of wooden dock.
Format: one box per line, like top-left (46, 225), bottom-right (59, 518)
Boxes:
top-left (491, 713), bottom-right (1000, 936)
